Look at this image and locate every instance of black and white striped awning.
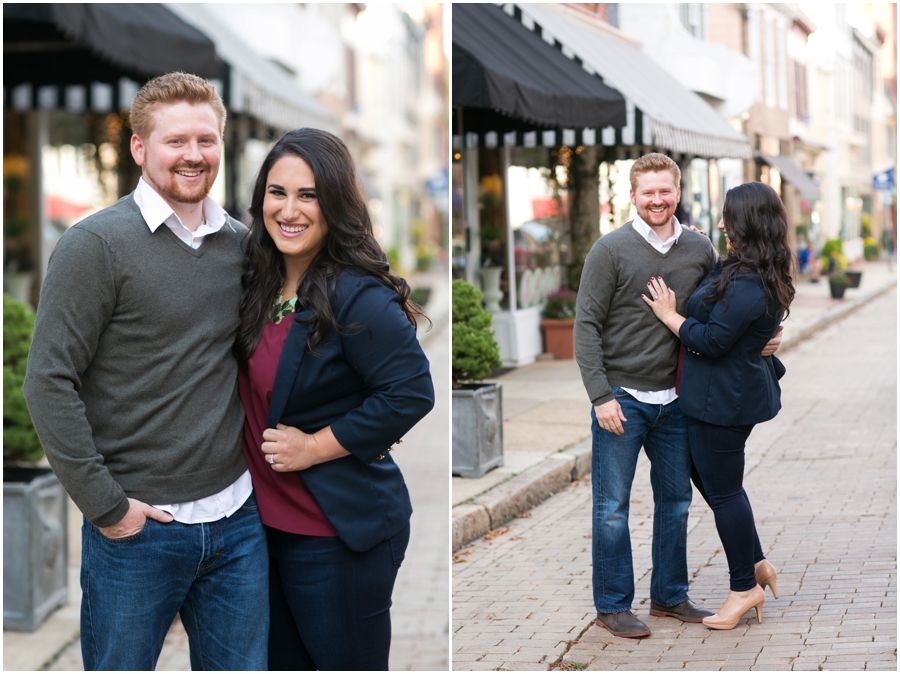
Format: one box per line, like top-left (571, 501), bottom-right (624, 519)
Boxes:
top-left (3, 3), bottom-right (336, 134)
top-left (454, 4), bottom-right (751, 160)
top-left (453, 2), bottom-right (626, 135)
top-left (3, 3), bottom-right (221, 113)
top-left (454, 98), bottom-right (651, 151)
top-left (3, 78), bottom-right (208, 115)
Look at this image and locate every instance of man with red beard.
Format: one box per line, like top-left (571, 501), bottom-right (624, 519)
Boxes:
top-left (575, 154), bottom-right (715, 639)
top-left (24, 73), bottom-right (267, 670)
top-left (574, 153), bottom-right (780, 639)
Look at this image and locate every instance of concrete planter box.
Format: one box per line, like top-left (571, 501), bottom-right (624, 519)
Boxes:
top-left (3, 467), bottom-right (68, 632)
top-left (452, 383), bottom-right (503, 478)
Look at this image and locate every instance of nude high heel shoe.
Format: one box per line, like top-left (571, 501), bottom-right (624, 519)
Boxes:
top-left (702, 585), bottom-right (765, 630)
top-left (755, 559), bottom-right (779, 599)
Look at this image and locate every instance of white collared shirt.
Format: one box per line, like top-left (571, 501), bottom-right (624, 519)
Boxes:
top-left (622, 215), bottom-right (683, 405)
top-left (134, 177), bottom-right (235, 249)
top-left (134, 177), bottom-right (252, 522)
top-left (631, 213), bottom-right (683, 255)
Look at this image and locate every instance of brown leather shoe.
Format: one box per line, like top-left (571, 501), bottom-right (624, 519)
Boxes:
top-left (649, 599), bottom-right (714, 623)
top-left (595, 611), bottom-right (651, 638)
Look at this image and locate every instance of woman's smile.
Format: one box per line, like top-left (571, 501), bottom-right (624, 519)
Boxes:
top-left (278, 222), bottom-right (309, 236)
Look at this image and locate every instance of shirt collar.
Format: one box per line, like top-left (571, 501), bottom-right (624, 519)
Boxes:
top-left (631, 213), bottom-right (682, 246)
top-left (133, 177), bottom-right (232, 234)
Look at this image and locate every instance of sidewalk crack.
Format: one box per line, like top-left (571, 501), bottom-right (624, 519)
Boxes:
top-left (548, 618), bottom-right (597, 670)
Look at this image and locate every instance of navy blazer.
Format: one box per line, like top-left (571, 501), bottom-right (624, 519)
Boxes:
top-left (268, 271), bottom-right (435, 551)
top-left (678, 262), bottom-right (786, 427)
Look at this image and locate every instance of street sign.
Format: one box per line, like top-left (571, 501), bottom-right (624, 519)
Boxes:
top-left (872, 167), bottom-right (895, 190)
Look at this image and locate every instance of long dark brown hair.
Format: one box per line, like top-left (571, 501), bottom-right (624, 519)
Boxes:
top-left (236, 128), bottom-right (426, 363)
top-left (708, 182), bottom-right (795, 320)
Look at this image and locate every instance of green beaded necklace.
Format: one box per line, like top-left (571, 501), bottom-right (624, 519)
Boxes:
top-left (271, 286), bottom-right (298, 324)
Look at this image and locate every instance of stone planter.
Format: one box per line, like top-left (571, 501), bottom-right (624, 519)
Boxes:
top-left (452, 382), bottom-right (503, 478)
top-left (541, 319), bottom-right (576, 359)
top-left (3, 467), bottom-right (68, 632)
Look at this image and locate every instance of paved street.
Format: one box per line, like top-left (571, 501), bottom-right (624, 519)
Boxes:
top-left (452, 289), bottom-right (897, 671)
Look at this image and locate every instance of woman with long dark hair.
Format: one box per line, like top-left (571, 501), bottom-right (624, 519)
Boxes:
top-left (642, 182), bottom-right (794, 630)
top-left (236, 128), bottom-right (434, 669)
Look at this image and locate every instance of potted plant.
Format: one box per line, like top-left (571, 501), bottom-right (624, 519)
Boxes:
top-left (3, 295), bottom-right (68, 632)
top-left (828, 271), bottom-right (849, 300)
top-left (864, 238), bottom-right (881, 261)
top-left (451, 280), bottom-right (504, 479)
top-left (820, 239), bottom-right (847, 275)
top-left (844, 270), bottom-right (862, 288)
top-left (540, 287), bottom-right (577, 359)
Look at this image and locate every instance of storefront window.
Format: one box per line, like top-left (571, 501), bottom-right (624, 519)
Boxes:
top-left (4, 113), bottom-right (36, 306)
top-left (507, 147), bottom-right (565, 310)
top-left (842, 187), bottom-right (862, 240)
top-left (599, 159), bottom-right (634, 234)
top-left (688, 157), bottom-right (711, 233)
top-left (4, 110), bottom-right (138, 306)
top-left (477, 148), bottom-right (509, 310)
top-left (451, 151), bottom-right (465, 280)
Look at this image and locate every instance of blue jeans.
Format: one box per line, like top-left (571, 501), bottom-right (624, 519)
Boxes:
top-left (80, 493), bottom-right (269, 671)
top-left (591, 389), bottom-right (693, 613)
top-left (266, 523), bottom-right (410, 671)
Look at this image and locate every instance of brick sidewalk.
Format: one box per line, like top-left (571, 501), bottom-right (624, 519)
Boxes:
top-left (452, 289), bottom-right (897, 671)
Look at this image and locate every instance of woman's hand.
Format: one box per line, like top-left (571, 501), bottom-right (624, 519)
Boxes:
top-left (761, 325), bottom-right (783, 356)
top-left (641, 276), bottom-right (685, 336)
top-left (261, 424), bottom-right (350, 472)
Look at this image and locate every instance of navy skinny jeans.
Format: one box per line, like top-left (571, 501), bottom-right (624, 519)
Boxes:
top-left (688, 418), bottom-right (765, 592)
top-left (266, 523), bottom-right (410, 671)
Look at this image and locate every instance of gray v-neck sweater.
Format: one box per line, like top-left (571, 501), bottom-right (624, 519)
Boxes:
top-left (574, 223), bottom-right (718, 406)
top-left (24, 195), bottom-right (249, 527)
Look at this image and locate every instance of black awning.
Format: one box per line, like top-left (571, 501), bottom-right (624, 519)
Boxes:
top-left (452, 3), bottom-right (625, 130)
top-left (4, 3), bottom-right (221, 89)
top-left (757, 153), bottom-right (821, 200)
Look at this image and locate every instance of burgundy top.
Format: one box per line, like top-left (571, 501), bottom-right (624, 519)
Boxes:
top-left (239, 315), bottom-right (337, 536)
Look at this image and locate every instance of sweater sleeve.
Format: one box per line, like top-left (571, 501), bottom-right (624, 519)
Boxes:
top-left (328, 277), bottom-right (435, 463)
top-left (23, 227), bottom-right (130, 527)
top-left (574, 243), bottom-right (616, 406)
top-left (678, 276), bottom-right (768, 358)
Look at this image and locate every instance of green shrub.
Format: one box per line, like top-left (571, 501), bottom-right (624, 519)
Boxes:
top-left (821, 239), bottom-right (843, 258)
top-left (864, 243), bottom-right (881, 261)
top-left (820, 239), bottom-right (847, 274)
top-left (452, 280), bottom-right (501, 387)
top-left (4, 295), bottom-right (43, 465)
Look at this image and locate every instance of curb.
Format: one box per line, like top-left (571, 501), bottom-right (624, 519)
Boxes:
top-left (450, 278), bottom-right (896, 552)
top-left (452, 441), bottom-right (591, 551)
top-left (780, 280), bottom-right (896, 352)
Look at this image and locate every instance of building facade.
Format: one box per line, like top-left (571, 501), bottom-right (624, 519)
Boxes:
top-left (453, 3), bottom-right (751, 366)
